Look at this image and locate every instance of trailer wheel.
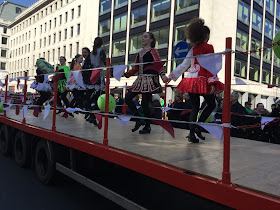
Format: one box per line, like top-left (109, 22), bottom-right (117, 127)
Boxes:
top-left (35, 139), bottom-right (55, 184)
top-left (0, 125), bottom-right (11, 156)
top-left (14, 131), bottom-right (31, 167)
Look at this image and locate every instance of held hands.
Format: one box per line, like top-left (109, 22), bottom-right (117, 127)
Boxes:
top-left (161, 75), bottom-right (171, 83)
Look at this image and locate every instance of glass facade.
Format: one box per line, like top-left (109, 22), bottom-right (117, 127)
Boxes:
top-left (100, 0), bottom-right (111, 14)
top-left (151, 0), bottom-right (170, 22)
top-left (238, 1), bottom-right (250, 25)
top-left (236, 29), bottom-right (248, 51)
top-left (251, 37), bottom-right (261, 58)
top-left (130, 34), bottom-right (142, 54)
top-left (113, 39), bottom-right (126, 57)
top-left (252, 10), bottom-right (262, 33)
top-left (266, 0), bottom-right (275, 14)
top-left (249, 65), bottom-right (260, 82)
top-left (131, 6), bottom-right (147, 28)
top-left (151, 27), bottom-right (169, 49)
top-left (99, 19), bottom-right (110, 36)
top-left (235, 60), bottom-right (247, 78)
top-left (114, 13), bottom-right (127, 32)
top-left (175, 0), bottom-right (199, 14)
top-left (264, 19), bottom-right (273, 39)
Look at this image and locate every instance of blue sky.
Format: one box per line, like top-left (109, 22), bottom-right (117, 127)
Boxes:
top-left (1, 0), bottom-right (38, 7)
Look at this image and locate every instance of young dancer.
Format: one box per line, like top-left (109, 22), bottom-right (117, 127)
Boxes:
top-left (124, 32), bottom-right (168, 134)
top-left (167, 18), bottom-right (224, 143)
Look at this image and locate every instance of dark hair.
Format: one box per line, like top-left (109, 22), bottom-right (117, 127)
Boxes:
top-left (82, 47), bottom-right (90, 54)
top-left (70, 54), bottom-right (82, 70)
top-left (256, 103), bottom-right (264, 108)
top-left (60, 56), bottom-right (66, 61)
top-left (185, 18), bottom-right (210, 44)
top-left (146, 32), bottom-right (156, 48)
top-left (92, 37), bottom-right (104, 55)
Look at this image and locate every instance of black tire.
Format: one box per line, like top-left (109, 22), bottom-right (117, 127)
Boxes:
top-left (0, 125), bottom-right (12, 156)
top-left (34, 139), bottom-right (55, 184)
top-left (14, 131), bottom-right (31, 168)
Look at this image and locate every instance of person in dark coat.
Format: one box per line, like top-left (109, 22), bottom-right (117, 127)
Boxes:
top-left (114, 93), bottom-right (124, 114)
top-left (230, 91), bottom-right (245, 137)
top-left (150, 94), bottom-right (163, 119)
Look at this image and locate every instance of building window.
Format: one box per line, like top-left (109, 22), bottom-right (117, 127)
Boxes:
top-left (71, 9), bottom-right (74, 20)
top-left (1, 62), bottom-right (6, 70)
top-left (252, 10), bottom-right (262, 33)
top-left (1, 50), bottom-right (7, 58)
top-left (44, 37), bottom-right (46, 46)
top-left (235, 60), bottom-right (247, 78)
top-left (65, 12), bottom-right (68, 22)
top-left (265, 19), bottom-right (273, 39)
top-left (58, 47), bottom-right (60, 59)
top-left (34, 28), bottom-right (36, 36)
top-left (16, 7), bottom-right (22, 14)
top-left (251, 37), bottom-right (261, 58)
top-left (273, 72), bottom-right (280, 85)
top-left (277, 3), bottom-right (280, 20)
top-left (114, 0), bottom-right (128, 9)
top-left (99, 19), bottom-right (110, 36)
top-left (71, 26), bottom-right (74, 37)
top-left (40, 25), bottom-right (43, 33)
top-left (266, 0), bottom-right (275, 14)
top-left (59, 31), bottom-right (62, 41)
top-left (53, 49), bottom-right (55, 62)
top-left (45, 22), bottom-right (47, 32)
top-left (151, 27), bottom-right (169, 49)
top-left (131, 6), bottom-right (147, 28)
top-left (113, 39), bottom-right (126, 57)
top-left (238, 1), bottom-right (250, 25)
top-left (175, 0), bottom-right (199, 14)
top-left (63, 46), bottom-right (66, 57)
top-left (114, 13), bottom-right (127, 32)
top-left (49, 35), bottom-right (51, 45)
top-left (276, 26), bottom-right (280, 36)
top-left (100, 0), bottom-right (111, 14)
top-left (249, 65), bottom-right (260, 82)
top-left (65, 29), bottom-right (67, 39)
top-left (77, 24), bottom-right (80, 35)
top-left (103, 43), bottom-right (109, 57)
top-left (130, 34), bottom-right (142, 54)
top-left (34, 41), bottom-right (36, 50)
top-left (254, 0), bottom-right (264, 6)
top-left (262, 69), bottom-right (271, 84)
top-left (49, 20), bottom-right (52, 29)
top-left (76, 42), bottom-right (79, 54)
top-left (61, 0), bottom-right (63, 7)
top-left (263, 47), bottom-right (272, 63)
top-left (60, 15), bottom-right (62, 25)
top-left (174, 23), bottom-right (187, 44)
top-left (151, 0), bottom-right (170, 22)
top-left (78, 5), bottom-right (81, 17)
top-left (54, 17), bottom-right (57, 27)
top-left (54, 33), bottom-right (56, 43)
top-left (70, 44), bottom-right (72, 58)
top-left (3, 27), bottom-right (7, 34)
top-left (236, 29), bottom-right (248, 51)
top-left (2, 37), bottom-right (7, 44)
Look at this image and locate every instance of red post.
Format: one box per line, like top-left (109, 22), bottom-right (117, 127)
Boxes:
top-left (163, 84), bottom-right (167, 119)
top-left (4, 75), bottom-right (8, 118)
top-left (103, 58), bottom-right (111, 146)
top-left (123, 82), bottom-right (127, 115)
top-left (221, 37), bottom-right (232, 185)
top-left (52, 66), bottom-right (59, 132)
top-left (22, 71), bottom-right (28, 124)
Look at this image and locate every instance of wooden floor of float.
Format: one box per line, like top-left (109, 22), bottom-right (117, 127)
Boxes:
top-left (5, 109), bottom-right (280, 198)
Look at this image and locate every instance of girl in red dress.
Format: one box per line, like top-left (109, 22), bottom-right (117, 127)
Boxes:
top-left (124, 32), bottom-right (168, 134)
top-left (167, 18), bottom-right (224, 143)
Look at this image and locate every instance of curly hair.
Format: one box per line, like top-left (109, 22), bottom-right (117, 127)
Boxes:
top-left (185, 18), bottom-right (210, 44)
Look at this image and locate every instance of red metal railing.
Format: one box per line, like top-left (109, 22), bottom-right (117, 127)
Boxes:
top-left (22, 71), bottom-right (28, 124)
top-left (103, 58), bottom-right (111, 146)
top-left (4, 75), bottom-right (8, 118)
top-left (52, 65), bottom-right (59, 132)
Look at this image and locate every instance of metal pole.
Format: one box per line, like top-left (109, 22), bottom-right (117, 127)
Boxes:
top-left (103, 58), bottom-right (111, 146)
top-left (22, 71), bottom-right (28, 124)
top-left (52, 65), bottom-right (59, 132)
top-left (4, 75), bottom-right (8, 118)
top-left (222, 37), bottom-right (232, 185)
top-left (123, 82), bottom-right (127, 115)
top-left (163, 84), bottom-right (167, 119)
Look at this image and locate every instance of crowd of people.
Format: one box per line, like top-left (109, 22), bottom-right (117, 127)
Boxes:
top-left (10, 17), bottom-right (278, 144)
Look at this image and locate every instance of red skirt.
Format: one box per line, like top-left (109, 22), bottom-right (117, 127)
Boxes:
top-left (177, 77), bottom-right (224, 95)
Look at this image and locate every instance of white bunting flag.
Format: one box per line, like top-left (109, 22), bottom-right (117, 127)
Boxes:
top-left (3, 104), bottom-right (12, 111)
top-left (0, 80), bottom-right (3, 87)
top-left (116, 118), bottom-right (130, 126)
top-left (235, 78), bottom-right (247, 85)
top-left (43, 104), bottom-right (51, 120)
top-left (113, 65), bottom-right (127, 82)
top-left (261, 117), bottom-right (275, 130)
top-left (136, 106), bottom-right (141, 109)
top-left (197, 53), bottom-right (222, 76)
top-left (22, 105), bottom-right (28, 119)
top-left (75, 108), bottom-right (84, 112)
top-left (17, 76), bottom-right (30, 80)
top-left (118, 115), bottom-right (132, 122)
top-left (200, 124), bottom-right (224, 140)
top-left (72, 71), bottom-right (85, 89)
top-left (9, 78), bottom-right (16, 82)
top-left (162, 107), bottom-right (172, 112)
top-left (66, 107), bottom-right (76, 113)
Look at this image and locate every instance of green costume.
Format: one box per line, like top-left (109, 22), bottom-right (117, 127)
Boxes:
top-left (58, 65), bottom-right (70, 93)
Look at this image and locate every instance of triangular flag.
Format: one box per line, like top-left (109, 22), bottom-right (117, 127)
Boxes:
top-left (152, 119), bottom-right (175, 138)
top-left (66, 107), bottom-right (76, 113)
top-left (136, 106), bottom-right (141, 109)
top-left (197, 53), bottom-right (222, 75)
top-left (19, 84), bottom-right (24, 89)
top-left (118, 115), bottom-right (132, 122)
top-left (73, 71), bottom-right (85, 89)
top-left (62, 111), bottom-right (69, 118)
top-left (0, 80), bottom-right (3, 87)
top-left (235, 78), bottom-right (247, 85)
top-left (33, 107), bottom-right (39, 117)
top-left (16, 105), bottom-right (20, 115)
top-left (116, 118), bottom-right (129, 126)
top-left (113, 65), bottom-right (127, 81)
top-left (22, 105), bottom-right (28, 118)
top-left (180, 110), bottom-right (191, 116)
top-left (9, 78), bottom-right (16, 82)
top-left (90, 70), bottom-right (101, 85)
top-left (162, 107), bottom-right (172, 112)
top-left (200, 124), bottom-right (224, 140)
top-left (75, 108), bottom-right (84, 112)
top-left (261, 117), bottom-right (275, 130)
top-left (3, 104), bottom-right (12, 111)
top-left (43, 104), bottom-right (51, 120)
top-left (94, 114), bottom-right (102, 129)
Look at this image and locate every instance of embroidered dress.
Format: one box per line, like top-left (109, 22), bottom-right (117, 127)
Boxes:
top-left (169, 42), bottom-right (224, 95)
top-left (126, 48), bottom-right (164, 93)
top-left (66, 63), bottom-right (85, 90)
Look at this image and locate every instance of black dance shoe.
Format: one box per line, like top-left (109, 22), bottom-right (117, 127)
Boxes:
top-left (132, 120), bottom-right (145, 132)
top-left (194, 126), bottom-right (205, 140)
top-left (56, 110), bottom-right (62, 115)
top-left (139, 126), bottom-right (151, 134)
top-left (187, 133), bottom-right (199, 143)
top-left (69, 113), bottom-right (74, 117)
